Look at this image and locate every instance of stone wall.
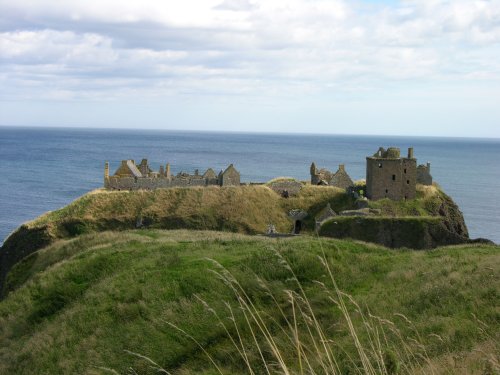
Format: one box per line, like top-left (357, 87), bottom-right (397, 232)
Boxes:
top-left (106, 175), bottom-right (219, 190)
top-left (105, 160), bottom-right (240, 190)
top-left (220, 164), bottom-right (240, 186)
top-left (329, 165), bottom-right (354, 189)
top-left (267, 180), bottom-right (303, 197)
top-left (417, 163), bottom-right (433, 185)
top-left (310, 163), bottom-right (354, 189)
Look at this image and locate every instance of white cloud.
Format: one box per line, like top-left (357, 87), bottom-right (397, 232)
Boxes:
top-left (0, 0), bottom-right (499, 101)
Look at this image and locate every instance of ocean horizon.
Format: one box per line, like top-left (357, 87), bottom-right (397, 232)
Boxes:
top-left (1, 126), bottom-right (499, 244)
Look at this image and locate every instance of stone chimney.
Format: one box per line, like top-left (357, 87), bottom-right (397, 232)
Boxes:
top-left (408, 147), bottom-right (414, 159)
top-left (104, 162), bottom-right (110, 188)
top-left (339, 164), bottom-right (345, 172)
top-left (165, 163), bottom-right (171, 179)
top-left (427, 162), bottom-right (431, 172)
top-left (159, 165), bottom-right (164, 177)
top-left (310, 162), bottom-right (317, 175)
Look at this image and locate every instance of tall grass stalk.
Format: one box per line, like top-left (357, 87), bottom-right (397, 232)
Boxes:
top-left (128, 241), bottom-right (460, 374)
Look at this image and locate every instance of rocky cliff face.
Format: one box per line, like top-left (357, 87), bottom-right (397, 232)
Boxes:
top-left (319, 216), bottom-right (469, 250)
top-left (319, 189), bottom-right (485, 249)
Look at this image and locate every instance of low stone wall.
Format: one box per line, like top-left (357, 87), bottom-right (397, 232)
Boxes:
top-left (106, 176), bottom-right (219, 190)
top-left (267, 180), bottom-right (303, 197)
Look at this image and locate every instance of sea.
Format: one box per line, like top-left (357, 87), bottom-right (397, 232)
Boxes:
top-left (0, 126), bottom-right (499, 245)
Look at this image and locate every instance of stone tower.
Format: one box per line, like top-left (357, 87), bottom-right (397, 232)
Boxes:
top-left (366, 147), bottom-right (416, 201)
top-left (104, 162), bottom-right (110, 188)
top-left (165, 163), bottom-right (171, 179)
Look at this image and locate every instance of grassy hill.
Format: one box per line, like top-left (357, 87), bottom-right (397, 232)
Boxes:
top-left (1, 230), bottom-right (498, 374)
top-left (0, 184), bottom-right (478, 297)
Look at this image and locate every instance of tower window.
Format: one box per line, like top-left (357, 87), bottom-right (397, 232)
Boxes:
top-left (392, 174), bottom-right (396, 181)
top-left (404, 168), bottom-right (407, 173)
top-left (407, 180), bottom-right (410, 185)
top-left (385, 189), bottom-right (388, 193)
top-left (378, 163), bottom-right (382, 168)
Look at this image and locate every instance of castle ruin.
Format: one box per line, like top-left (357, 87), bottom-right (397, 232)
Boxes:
top-left (103, 147), bottom-right (432, 201)
top-left (366, 147), bottom-right (432, 201)
top-left (417, 163), bottom-right (433, 186)
top-left (310, 163), bottom-right (354, 189)
top-left (104, 159), bottom-right (240, 190)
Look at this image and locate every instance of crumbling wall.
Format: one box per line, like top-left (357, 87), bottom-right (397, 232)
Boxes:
top-left (220, 164), bottom-right (240, 186)
top-left (310, 163), bottom-right (354, 189)
top-left (105, 161), bottom-right (240, 190)
top-left (329, 165), bottom-right (354, 190)
top-left (267, 180), bottom-right (303, 197)
top-left (417, 164), bottom-right (433, 185)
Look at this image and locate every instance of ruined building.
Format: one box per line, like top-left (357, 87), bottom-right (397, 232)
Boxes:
top-left (310, 163), bottom-right (354, 190)
top-left (417, 163), bottom-right (433, 186)
top-left (366, 147), bottom-right (433, 201)
top-left (104, 159), bottom-right (240, 190)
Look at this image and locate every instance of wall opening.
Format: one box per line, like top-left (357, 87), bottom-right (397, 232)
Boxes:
top-left (378, 163), bottom-right (383, 168)
top-left (392, 174), bottom-right (396, 181)
top-left (281, 190), bottom-right (289, 198)
top-left (407, 180), bottom-right (410, 185)
top-left (404, 168), bottom-right (407, 173)
top-left (294, 220), bottom-right (303, 234)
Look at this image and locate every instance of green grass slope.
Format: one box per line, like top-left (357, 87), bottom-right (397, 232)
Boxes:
top-left (0, 184), bottom-right (477, 297)
top-left (1, 230), bottom-right (498, 374)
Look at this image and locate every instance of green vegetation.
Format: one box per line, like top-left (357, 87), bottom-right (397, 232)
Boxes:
top-left (319, 216), bottom-right (456, 249)
top-left (4, 184), bottom-right (468, 255)
top-left (27, 185), bottom-right (351, 238)
top-left (264, 176), bottom-right (299, 184)
top-left (368, 185), bottom-right (466, 228)
top-left (0, 184), bottom-right (475, 299)
top-left (1, 230), bottom-right (498, 374)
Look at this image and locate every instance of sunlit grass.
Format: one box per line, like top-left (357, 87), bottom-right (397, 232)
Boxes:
top-left (0, 230), bottom-right (498, 374)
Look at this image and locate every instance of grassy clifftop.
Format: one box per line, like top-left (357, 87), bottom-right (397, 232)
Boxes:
top-left (30, 184), bottom-right (350, 236)
top-left (0, 185), bottom-right (480, 294)
top-left (0, 184), bottom-right (352, 296)
top-left (0, 184), bottom-right (476, 297)
top-left (5, 183), bottom-right (466, 245)
top-left (0, 230), bottom-right (498, 374)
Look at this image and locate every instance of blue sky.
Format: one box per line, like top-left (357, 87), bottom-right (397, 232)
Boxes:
top-left (0, 0), bottom-right (499, 137)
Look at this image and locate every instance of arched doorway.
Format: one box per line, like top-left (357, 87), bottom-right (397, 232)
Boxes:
top-left (294, 220), bottom-right (303, 234)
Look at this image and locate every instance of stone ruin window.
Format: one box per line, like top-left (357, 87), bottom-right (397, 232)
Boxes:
top-left (378, 163), bottom-right (383, 168)
top-left (392, 174), bottom-right (396, 181)
top-left (407, 180), bottom-right (410, 185)
top-left (385, 189), bottom-right (388, 193)
top-left (404, 168), bottom-right (407, 173)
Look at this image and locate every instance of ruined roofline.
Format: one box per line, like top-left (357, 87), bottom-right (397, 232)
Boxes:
top-left (368, 146), bottom-right (416, 160)
top-left (366, 156), bottom-right (414, 160)
top-left (110, 159), bottom-right (233, 179)
top-left (105, 160), bottom-right (241, 190)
